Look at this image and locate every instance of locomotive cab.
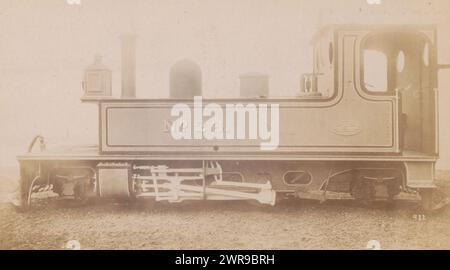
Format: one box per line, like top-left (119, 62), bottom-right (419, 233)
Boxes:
top-left (311, 25), bottom-right (438, 156)
top-left (361, 30), bottom-right (437, 155)
top-left (308, 26), bottom-right (439, 206)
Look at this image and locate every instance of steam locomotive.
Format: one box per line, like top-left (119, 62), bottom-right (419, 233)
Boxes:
top-left (17, 25), bottom-right (445, 211)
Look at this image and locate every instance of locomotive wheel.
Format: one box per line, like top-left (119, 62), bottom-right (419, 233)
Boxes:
top-left (16, 162), bottom-right (39, 212)
top-left (418, 188), bottom-right (450, 213)
top-left (350, 178), bottom-right (374, 207)
top-left (419, 189), bottom-right (433, 212)
top-left (15, 184), bottom-right (31, 212)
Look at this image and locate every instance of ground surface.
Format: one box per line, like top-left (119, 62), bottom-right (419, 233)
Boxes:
top-left (1, 166), bottom-right (450, 250)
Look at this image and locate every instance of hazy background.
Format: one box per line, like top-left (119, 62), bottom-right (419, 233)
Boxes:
top-left (2, 0), bottom-right (450, 168)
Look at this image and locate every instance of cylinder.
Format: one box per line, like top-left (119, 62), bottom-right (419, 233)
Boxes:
top-left (120, 34), bottom-right (137, 98)
top-left (97, 163), bottom-right (132, 198)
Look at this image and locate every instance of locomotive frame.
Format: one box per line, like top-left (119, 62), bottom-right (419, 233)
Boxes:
top-left (16, 24), bottom-right (445, 211)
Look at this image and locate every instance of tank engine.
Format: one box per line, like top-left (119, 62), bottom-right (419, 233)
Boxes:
top-left (17, 25), bottom-right (444, 211)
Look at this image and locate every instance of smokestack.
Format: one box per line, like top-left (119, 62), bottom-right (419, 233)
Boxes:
top-left (120, 34), bottom-right (136, 98)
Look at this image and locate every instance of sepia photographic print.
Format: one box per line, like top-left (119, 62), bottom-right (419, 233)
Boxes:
top-left (2, 0), bottom-right (450, 256)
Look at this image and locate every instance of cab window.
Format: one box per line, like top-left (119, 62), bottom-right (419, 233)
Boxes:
top-left (363, 50), bottom-right (388, 92)
top-left (361, 31), bottom-right (431, 95)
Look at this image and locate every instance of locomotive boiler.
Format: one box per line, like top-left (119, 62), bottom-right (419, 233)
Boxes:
top-left (16, 25), bottom-right (445, 211)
